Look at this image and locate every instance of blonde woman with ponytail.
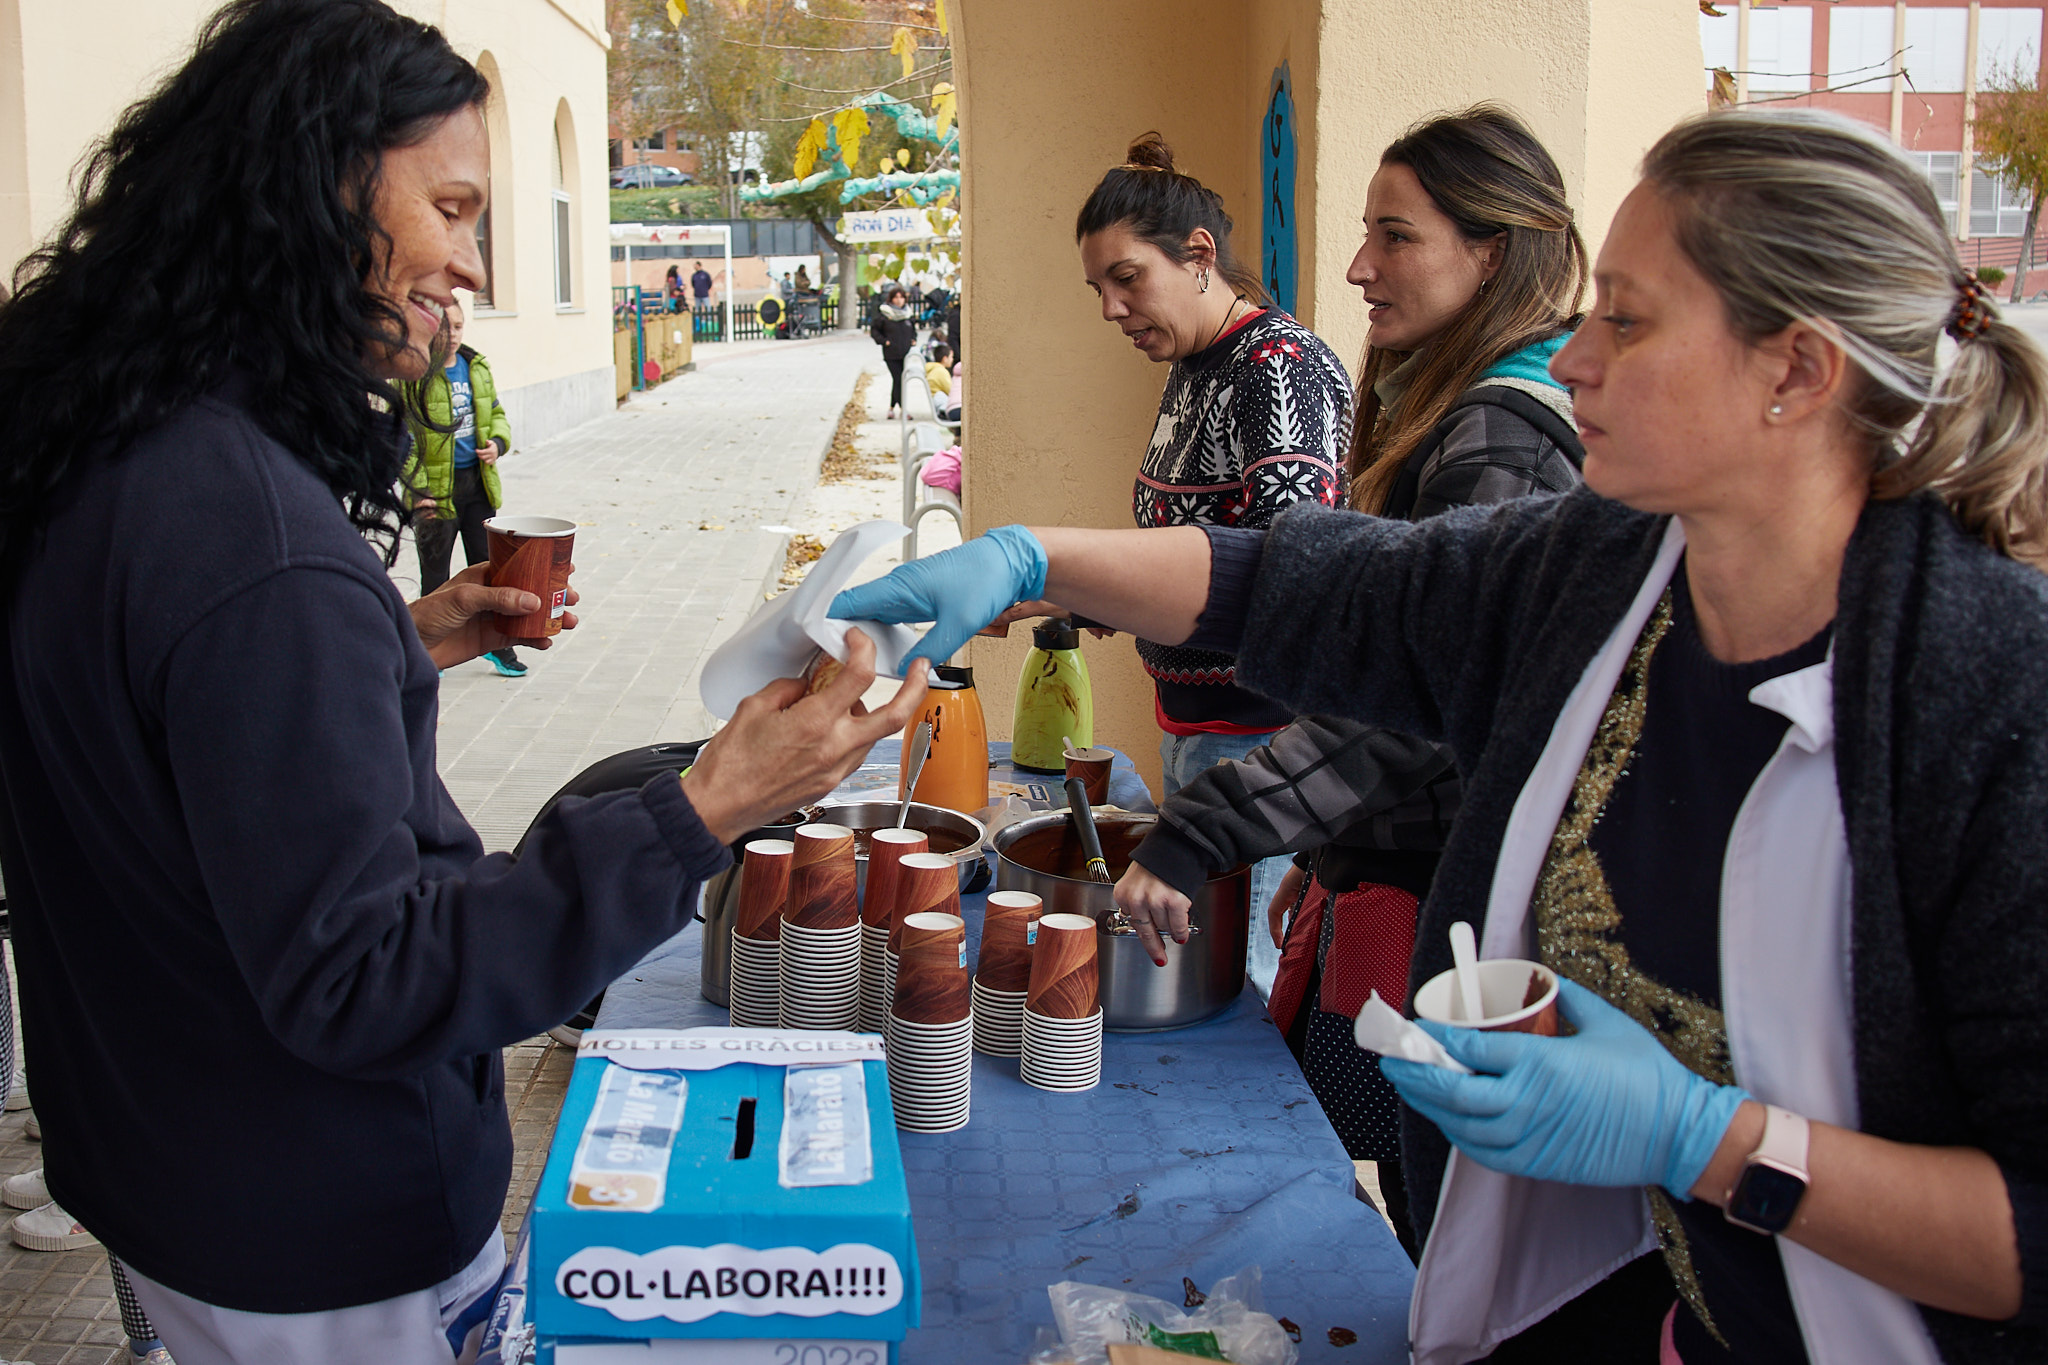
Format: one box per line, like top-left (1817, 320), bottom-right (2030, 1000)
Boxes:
top-left (839, 106), bottom-right (2048, 1362)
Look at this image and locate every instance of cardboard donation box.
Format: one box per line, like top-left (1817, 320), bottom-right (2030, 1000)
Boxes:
top-left (527, 1027), bottom-right (920, 1364)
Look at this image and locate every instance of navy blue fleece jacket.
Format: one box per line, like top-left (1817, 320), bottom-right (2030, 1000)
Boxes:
top-left (0, 378), bottom-right (729, 1312)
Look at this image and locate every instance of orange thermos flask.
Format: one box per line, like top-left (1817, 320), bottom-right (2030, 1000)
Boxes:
top-left (899, 665), bottom-right (989, 813)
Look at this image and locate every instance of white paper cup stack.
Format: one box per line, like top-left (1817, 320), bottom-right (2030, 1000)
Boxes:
top-left (886, 910), bottom-right (973, 1132)
top-left (859, 922), bottom-right (893, 1033)
top-left (885, 1012), bottom-right (973, 1132)
top-left (727, 838), bottom-right (794, 1030)
top-left (971, 978), bottom-right (1028, 1056)
top-left (1020, 1007), bottom-right (1105, 1092)
top-left (728, 932), bottom-right (786, 1028)
top-left (778, 921), bottom-right (863, 1029)
top-left (971, 890), bottom-right (1040, 1057)
top-left (860, 828), bottom-right (929, 1035)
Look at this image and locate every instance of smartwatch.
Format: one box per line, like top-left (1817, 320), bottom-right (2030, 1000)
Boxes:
top-left (1724, 1104), bottom-right (1811, 1236)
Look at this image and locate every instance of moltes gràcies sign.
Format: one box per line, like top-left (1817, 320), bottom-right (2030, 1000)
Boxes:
top-left (557, 1243), bottom-right (905, 1323)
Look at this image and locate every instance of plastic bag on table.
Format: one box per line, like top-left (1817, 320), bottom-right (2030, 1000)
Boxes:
top-left (1046, 1266), bottom-right (1299, 1365)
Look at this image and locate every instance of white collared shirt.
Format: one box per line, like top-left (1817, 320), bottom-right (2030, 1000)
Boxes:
top-left (1407, 521), bottom-right (1942, 1365)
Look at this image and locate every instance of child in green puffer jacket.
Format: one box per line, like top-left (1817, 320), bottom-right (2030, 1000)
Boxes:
top-left (401, 299), bottom-right (522, 676)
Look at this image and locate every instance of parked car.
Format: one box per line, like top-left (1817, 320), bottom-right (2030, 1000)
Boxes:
top-left (610, 164), bottom-right (691, 189)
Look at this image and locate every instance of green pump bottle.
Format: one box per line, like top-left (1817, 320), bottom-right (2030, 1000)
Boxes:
top-left (1011, 618), bottom-right (1093, 773)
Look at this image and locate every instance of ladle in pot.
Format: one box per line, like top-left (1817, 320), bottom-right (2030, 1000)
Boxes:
top-left (895, 721), bottom-right (933, 829)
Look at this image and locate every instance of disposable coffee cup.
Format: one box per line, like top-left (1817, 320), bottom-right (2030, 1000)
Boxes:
top-left (484, 516), bottom-right (576, 638)
top-left (1413, 958), bottom-right (1560, 1035)
top-left (1062, 746), bottom-right (1114, 807)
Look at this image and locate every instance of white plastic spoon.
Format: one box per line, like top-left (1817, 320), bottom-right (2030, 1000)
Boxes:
top-left (1449, 920), bottom-right (1484, 1024)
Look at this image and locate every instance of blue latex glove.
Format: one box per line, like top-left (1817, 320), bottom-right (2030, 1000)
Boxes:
top-left (1380, 976), bottom-right (1750, 1198)
top-left (828, 525), bottom-right (1048, 669)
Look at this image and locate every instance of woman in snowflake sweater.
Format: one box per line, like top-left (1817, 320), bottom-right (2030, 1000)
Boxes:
top-left (1071, 132), bottom-right (1353, 991)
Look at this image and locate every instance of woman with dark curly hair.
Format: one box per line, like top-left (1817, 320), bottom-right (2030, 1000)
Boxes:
top-left (0, 1), bottom-right (923, 1358)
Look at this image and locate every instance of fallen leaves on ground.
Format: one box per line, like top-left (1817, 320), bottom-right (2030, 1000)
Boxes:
top-left (779, 533), bottom-right (826, 588)
top-left (820, 372), bottom-right (892, 484)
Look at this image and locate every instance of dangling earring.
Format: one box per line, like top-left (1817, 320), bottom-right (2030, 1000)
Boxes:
top-left (1199, 268), bottom-right (1211, 294)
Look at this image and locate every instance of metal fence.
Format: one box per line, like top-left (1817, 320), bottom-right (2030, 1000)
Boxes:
top-left (688, 297), bottom-right (850, 342)
top-left (618, 288), bottom-right (931, 354)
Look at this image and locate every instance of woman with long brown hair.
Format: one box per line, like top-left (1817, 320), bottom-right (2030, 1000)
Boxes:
top-left (1112, 106), bottom-right (1587, 1252)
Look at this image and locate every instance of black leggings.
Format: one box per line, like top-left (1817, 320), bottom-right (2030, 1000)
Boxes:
top-left (415, 463), bottom-right (493, 594)
top-left (884, 356), bottom-right (906, 410)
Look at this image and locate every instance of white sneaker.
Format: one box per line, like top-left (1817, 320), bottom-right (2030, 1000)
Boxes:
top-left (4, 1060), bottom-right (27, 1111)
top-left (10, 1199), bottom-right (96, 1251)
top-left (22, 1113), bottom-right (37, 1141)
top-left (1, 1168), bottom-right (46, 1210)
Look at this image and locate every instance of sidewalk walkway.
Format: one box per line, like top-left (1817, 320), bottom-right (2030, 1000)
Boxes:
top-left (421, 330), bottom-right (877, 853)
top-left (0, 332), bottom-right (910, 1363)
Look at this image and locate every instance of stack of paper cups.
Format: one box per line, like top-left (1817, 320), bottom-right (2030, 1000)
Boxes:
top-left (884, 851), bottom-right (959, 1027)
top-left (727, 839), bottom-right (792, 1029)
top-left (778, 824), bottom-right (861, 1030)
top-left (1020, 912), bottom-right (1104, 1091)
top-left (886, 911), bottom-right (972, 1132)
top-left (972, 890), bottom-right (1040, 1056)
top-left (859, 827), bottom-right (928, 1034)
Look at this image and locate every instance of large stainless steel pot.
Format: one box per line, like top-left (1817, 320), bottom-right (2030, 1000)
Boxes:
top-left (991, 810), bottom-right (1248, 1031)
top-left (698, 802), bottom-right (987, 1007)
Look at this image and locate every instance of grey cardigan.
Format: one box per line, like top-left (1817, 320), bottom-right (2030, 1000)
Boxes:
top-left (1196, 488), bottom-right (2048, 1361)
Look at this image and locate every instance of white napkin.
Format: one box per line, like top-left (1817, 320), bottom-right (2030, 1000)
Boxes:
top-left (1353, 990), bottom-right (1473, 1073)
top-left (699, 520), bottom-right (926, 719)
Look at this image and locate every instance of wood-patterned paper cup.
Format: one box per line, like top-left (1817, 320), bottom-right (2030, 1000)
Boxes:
top-left (1062, 746), bottom-right (1114, 807)
top-left (1025, 912), bottom-right (1099, 1020)
top-left (977, 890), bottom-right (1042, 994)
top-left (734, 839), bottom-right (794, 942)
top-left (483, 516), bottom-right (576, 637)
top-left (862, 828), bottom-right (929, 929)
top-left (784, 824), bottom-right (858, 930)
top-left (888, 852), bottom-right (960, 955)
top-left (892, 911), bottom-right (969, 1025)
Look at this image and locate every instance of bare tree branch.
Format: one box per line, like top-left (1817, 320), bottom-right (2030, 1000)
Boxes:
top-left (773, 60), bottom-right (950, 95)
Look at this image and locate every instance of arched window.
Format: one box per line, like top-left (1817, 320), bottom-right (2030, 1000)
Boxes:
top-left (551, 102), bottom-right (578, 308)
top-left (473, 52), bottom-right (513, 310)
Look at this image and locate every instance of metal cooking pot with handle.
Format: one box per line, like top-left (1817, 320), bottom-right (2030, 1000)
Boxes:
top-left (991, 810), bottom-right (1249, 1031)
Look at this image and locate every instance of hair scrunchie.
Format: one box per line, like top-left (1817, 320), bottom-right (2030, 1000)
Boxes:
top-left (1948, 274), bottom-right (1995, 343)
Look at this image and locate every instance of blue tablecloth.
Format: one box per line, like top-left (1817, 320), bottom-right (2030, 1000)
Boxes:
top-left (578, 741), bottom-right (1416, 1361)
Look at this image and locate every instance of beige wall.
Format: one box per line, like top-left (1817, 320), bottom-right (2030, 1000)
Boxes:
top-left (0, 1), bottom-right (208, 275)
top-left (952, 0), bottom-right (1253, 796)
top-left (0, 0), bottom-right (614, 448)
top-left (951, 0), bottom-right (1700, 797)
top-left (404, 0), bottom-right (616, 448)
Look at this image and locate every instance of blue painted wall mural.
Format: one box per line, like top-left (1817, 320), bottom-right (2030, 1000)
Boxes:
top-left (1262, 63), bottom-right (1299, 319)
